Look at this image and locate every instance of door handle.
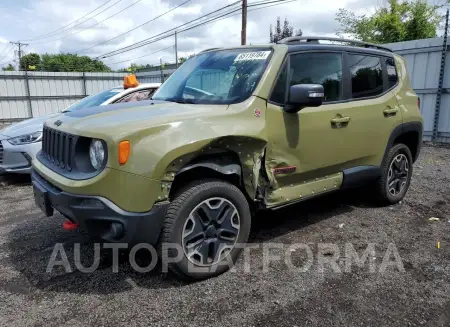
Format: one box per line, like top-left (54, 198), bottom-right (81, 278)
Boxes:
top-left (331, 116), bottom-right (351, 124)
top-left (383, 106), bottom-right (399, 116)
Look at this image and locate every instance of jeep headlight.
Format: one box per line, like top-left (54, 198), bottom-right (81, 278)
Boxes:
top-left (7, 131), bottom-right (42, 145)
top-left (89, 139), bottom-right (106, 170)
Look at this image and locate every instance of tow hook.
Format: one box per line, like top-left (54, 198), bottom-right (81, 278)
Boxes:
top-left (62, 220), bottom-right (79, 231)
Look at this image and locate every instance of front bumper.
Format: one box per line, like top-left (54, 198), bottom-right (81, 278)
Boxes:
top-left (0, 139), bottom-right (41, 174)
top-left (32, 169), bottom-right (169, 244)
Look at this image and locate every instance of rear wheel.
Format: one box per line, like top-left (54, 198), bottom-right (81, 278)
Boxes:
top-left (159, 179), bottom-right (251, 280)
top-left (375, 143), bottom-right (413, 205)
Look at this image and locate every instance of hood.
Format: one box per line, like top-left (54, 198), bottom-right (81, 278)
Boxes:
top-left (45, 100), bottom-right (228, 140)
top-left (0, 113), bottom-right (60, 138)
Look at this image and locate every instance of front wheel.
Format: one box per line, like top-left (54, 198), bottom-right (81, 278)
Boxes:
top-left (159, 180), bottom-right (251, 280)
top-left (375, 143), bottom-right (413, 205)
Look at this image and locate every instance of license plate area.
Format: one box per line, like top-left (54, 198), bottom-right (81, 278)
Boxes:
top-left (33, 181), bottom-right (54, 217)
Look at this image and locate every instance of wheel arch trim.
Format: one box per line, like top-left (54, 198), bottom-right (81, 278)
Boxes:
top-left (383, 121), bottom-right (423, 163)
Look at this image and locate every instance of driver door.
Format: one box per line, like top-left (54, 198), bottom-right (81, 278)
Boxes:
top-left (265, 51), bottom-right (374, 203)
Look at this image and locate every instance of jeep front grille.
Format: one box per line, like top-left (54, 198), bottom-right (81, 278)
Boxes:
top-left (41, 127), bottom-right (76, 171)
top-left (0, 141), bottom-right (3, 164)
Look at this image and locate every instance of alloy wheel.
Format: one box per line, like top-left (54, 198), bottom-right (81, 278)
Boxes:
top-left (387, 153), bottom-right (409, 196)
top-left (182, 197), bottom-right (240, 266)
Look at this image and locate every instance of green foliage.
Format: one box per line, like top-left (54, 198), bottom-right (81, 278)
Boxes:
top-left (1, 64), bottom-right (14, 71)
top-left (117, 63), bottom-right (153, 73)
top-left (179, 57), bottom-right (187, 64)
top-left (18, 53), bottom-right (111, 72)
top-left (39, 54), bottom-right (111, 72)
top-left (270, 17), bottom-right (301, 43)
top-left (336, 0), bottom-right (442, 43)
top-left (20, 53), bottom-right (40, 71)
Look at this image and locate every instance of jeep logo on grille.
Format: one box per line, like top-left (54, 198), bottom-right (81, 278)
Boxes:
top-left (54, 120), bottom-right (62, 127)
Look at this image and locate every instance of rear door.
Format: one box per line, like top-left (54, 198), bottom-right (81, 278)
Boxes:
top-left (344, 53), bottom-right (403, 166)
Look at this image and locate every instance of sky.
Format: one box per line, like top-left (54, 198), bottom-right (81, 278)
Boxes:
top-left (0, 0), bottom-right (445, 70)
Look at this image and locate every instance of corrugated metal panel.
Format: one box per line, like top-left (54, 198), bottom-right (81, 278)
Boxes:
top-left (0, 70), bottom-right (174, 121)
top-left (385, 37), bottom-right (450, 142)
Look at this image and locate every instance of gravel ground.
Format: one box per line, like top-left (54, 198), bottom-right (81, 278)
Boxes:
top-left (0, 145), bottom-right (449, 327)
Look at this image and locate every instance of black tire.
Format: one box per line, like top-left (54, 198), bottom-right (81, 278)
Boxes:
top-left (375, 143), bottom-right (413, 205)
top-left (159, 179), bottom-right (251, 280)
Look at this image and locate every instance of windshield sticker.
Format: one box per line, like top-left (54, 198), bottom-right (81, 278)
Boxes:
top-left (111, 89), bottom-right (123, 93)
top-left (234, 51), bottom-right (271, 62)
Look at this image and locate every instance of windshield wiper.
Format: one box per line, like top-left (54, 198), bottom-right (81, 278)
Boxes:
top-left (163, 97), bottom-right (197, 104)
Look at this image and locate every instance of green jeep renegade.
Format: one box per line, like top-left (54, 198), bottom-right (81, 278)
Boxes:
top-left (32, 36), bottom-right (423, 280)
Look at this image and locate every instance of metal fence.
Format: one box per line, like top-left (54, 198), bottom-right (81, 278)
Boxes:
top-left (0, 69), bottom-right (175, 123)
top-left (385, 37), bottom-right (450, 142)
top-left (1, 38), bottom-right (450, 143)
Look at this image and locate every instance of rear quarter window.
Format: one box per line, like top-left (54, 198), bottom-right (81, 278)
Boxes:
top-left (348, 54), bottom-right (383, 99)
top-left (386, 58), bottom-right (398, 89)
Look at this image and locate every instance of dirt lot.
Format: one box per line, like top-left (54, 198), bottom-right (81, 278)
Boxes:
top-left (0, 145), bottom-right (449, 327)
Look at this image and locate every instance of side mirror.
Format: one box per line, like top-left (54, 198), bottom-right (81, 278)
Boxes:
top-left (284, 84), bottom-right (324, 113)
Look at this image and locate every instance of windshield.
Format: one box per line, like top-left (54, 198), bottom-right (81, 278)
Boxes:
top-left (152, 48), bottom-right (272, 104)
top-left (62, 88), bottom-right (123, 112)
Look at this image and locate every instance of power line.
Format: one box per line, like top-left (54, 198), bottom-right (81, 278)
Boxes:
top-left (248, 0), bottom-right (298, 8)
top-left (0, 44), bottom-right (13, 61)
top-left (96, 1), bottom-right (242, 59)
top-left (28, 0), bottom-right (125, 44)
top-left (246, 0), bottom-right (300, 15)
top-left (10, 42), bottom-right (28, 70)
top-left (0, 58), bottom-right (15, 67)
top-left (109, 0), bottom-right (299, 67)
top-left (99, 7), bottom-right (241, 59)
top-left (20, 0), bottom-right (115, 41)
top-left (96, 0), bottom-right (293, 60)
top-left (108, 45), bottom-right (174, 65)
top-left (76, 0), bottom-right (194, 54)
top-left (29, 0), bottom-right (143, 45)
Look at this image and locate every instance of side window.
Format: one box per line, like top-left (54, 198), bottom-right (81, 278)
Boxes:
top-left (269, 63), bottom-right (288, 104)
top-left (116, 89), bottom-right (155, 103)
top-left (289, 52), bottom-right (342, 102)
top-left (348, 54), bottom-right (383, 98)
top-left (386, 58), bottom-right (398, 89)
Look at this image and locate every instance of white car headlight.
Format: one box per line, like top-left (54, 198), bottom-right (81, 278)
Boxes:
top-left (7, 131), bottom-right (42, 145)
top-left (89, 139), bottom-right (106, 170)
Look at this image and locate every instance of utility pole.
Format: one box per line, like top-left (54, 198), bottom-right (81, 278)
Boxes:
top-left (10, 41), bottom-right (28, 71)
top-left (175, 31), bottom-right (178, 68)
top-left (433, 8), bottom-right (449, 141)
top-left (241, 0), bottom-right (247, 45)
top-left (160, 58), bottom-right (164, 83)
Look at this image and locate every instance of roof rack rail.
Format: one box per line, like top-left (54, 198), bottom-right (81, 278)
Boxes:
top-left (199, 47), bottom-right (222, 53)
top-left (278, 36), bottom-right (393, 53)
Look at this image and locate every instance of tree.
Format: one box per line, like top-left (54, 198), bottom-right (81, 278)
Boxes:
top-left (2, 64), bottom-right (14, 71)
top-left (270, 17), bottom-right (299, 43)
top-left (38, 54), bottom-right (111, 72)
top-left (336, 0), bottom-right (442, 43)
top-left (20, 53), bottom-right (40, 71)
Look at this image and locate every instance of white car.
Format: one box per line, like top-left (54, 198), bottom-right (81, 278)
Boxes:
top-left (0, 83), bottom-right (161, 174)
